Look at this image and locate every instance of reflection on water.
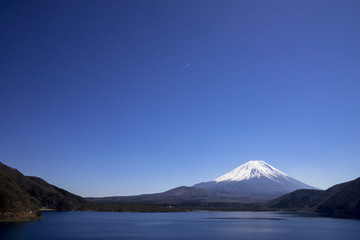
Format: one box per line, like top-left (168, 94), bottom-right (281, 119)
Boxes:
top-left (1, 211), bottom-right (359, 240)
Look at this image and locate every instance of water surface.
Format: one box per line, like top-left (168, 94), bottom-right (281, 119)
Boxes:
top-left (1, 211), bottom-right (359, 240)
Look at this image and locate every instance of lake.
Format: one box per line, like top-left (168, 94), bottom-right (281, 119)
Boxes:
top-left (1, 211), bottom-right (359, 240)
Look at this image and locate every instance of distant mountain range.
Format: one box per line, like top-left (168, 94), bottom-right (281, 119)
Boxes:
top-left (1, 160), bottom-right (359, 221)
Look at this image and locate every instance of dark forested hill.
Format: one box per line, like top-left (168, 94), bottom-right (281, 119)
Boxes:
top-left (0, 172), bottom-right (41, 221)
top-left (316, 177), bottom-right (360, 218)
top-left (269, 177), bottom-right (360, 218)
top-left (0, 162), bottom-right (91, 221)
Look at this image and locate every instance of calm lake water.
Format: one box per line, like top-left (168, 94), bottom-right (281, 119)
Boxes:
top-left (1, 211), bottom-right (359, 240)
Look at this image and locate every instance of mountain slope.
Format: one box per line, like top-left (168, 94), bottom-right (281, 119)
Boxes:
top-left (0, 172), bottom-right (41, 221)
top-left (270, 177), bottom-right (360, 218)
top-left (0, 162), bottom-right (91, 212)
top-left (268, 189), bottom-right (324, 209)
top-left (316, 177), bottom-right (360, 218)
top-left (194, 160), bottom-right (317, 202)
top-left (89, 186), bottom-right (213, 204)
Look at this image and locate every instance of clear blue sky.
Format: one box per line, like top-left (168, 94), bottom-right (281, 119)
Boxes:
top-left (1, 0), bottom-right (359, 197)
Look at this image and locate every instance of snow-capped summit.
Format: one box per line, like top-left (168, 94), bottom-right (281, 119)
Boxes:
top-left (215, 160), bottom-right (288, 182)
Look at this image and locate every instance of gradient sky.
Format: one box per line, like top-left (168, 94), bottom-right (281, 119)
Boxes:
top-left (1, 0), bottom-right (359, 197)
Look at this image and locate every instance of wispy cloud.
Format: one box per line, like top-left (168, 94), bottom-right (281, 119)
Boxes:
top-left (181, 63), bottom-right (191, 71)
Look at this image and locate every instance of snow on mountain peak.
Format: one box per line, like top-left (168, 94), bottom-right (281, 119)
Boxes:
top-left (214, 160), bottom-right (289, 182)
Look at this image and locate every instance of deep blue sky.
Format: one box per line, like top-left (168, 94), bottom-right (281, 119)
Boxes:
top-left (1, 0), bottom-right (359, 197)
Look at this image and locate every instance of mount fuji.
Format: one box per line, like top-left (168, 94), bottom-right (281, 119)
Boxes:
top-left (89, 160), bottom-right (318, 204)
top-left (193, 160), bottom-right (318, 201)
